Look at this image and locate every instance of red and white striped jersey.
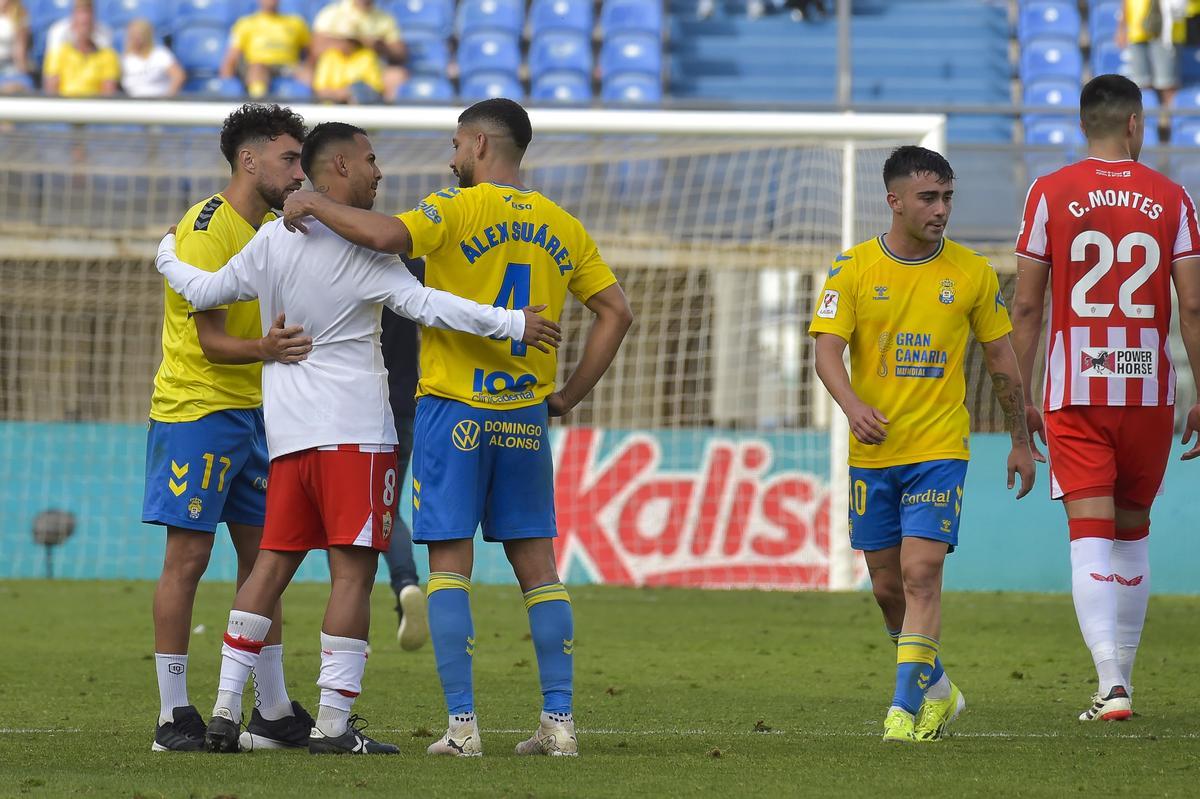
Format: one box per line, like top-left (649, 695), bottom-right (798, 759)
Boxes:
top-left (1015, 157), bottom-right (1200, 410)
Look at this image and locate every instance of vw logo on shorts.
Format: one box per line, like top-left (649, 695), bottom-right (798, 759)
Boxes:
top-left (452, 420), bottom-right (481, 451)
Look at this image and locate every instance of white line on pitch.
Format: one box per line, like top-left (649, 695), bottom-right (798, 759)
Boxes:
top-left (0, 728), bottom-right (82, 734)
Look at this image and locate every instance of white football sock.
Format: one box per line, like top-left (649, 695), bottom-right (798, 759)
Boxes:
top-left (1112, 537), bottom-right (1151, 691)
top-left (214, 610), bottom-right (272, 722)
top-left (252, 644), bottom-right (293, 721)
top-left (1070, 536), bottom-right (1123, 695)
top-left (316, 632), bottom-right (368, 737)
top-left (155, 653), bottom-right (190, 725)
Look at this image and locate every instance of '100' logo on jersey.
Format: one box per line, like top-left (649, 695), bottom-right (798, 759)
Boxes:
top-left (472, 368), bottom-right (536, 404)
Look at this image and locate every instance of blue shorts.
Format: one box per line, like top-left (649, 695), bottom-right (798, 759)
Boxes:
top-left (142, 408), bottom-right (269, 533)
top-left (411, 397), bottom-right (556, 543)
top-left (847, 459), bottom-right (967, 552)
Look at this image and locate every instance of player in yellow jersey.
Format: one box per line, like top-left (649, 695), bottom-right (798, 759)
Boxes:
top-left (282, 98), bottom-right (634, 757)
top-left (809, 146), bottom-right (1036, 743)
top-left (145, 104), bottom-right (315, 753)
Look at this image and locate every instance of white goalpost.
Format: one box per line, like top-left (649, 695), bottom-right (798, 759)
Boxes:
top-left (0, 99), bottom-right (945, 590)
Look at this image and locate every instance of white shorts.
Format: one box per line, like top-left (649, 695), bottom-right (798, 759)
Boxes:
top-left (1125, 41), bottom-right (1180, 90)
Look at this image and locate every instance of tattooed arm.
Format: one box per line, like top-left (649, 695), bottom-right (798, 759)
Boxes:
top-left (981, 335), bottom-right (1037, 499)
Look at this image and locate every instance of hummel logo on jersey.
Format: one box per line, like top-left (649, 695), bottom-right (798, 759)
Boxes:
top-left (873, 285), bottom-right (890, 300)
top-left (917, 671), bottom-right (931, 690)
top-left (828, 266), bottom-right (842, 277)
top-left (1091, 572), bottom-right (1144, 586)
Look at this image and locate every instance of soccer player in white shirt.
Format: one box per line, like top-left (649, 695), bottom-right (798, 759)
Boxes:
top-left (154, 122), bottom-right (562, 755)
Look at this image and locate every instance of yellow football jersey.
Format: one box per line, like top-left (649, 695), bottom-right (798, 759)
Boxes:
top-left (149, 194), bottom-right (271, 422)
top-left (397, 182), bottom-right (618, 409)
top-left (808, 235), bottom-right (1012, 468)
top-left (43, 43), bottom-right (119, 97)
top-left (230, 12), bottom-right (309, 66)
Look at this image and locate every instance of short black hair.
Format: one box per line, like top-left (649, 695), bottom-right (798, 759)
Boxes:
top-left (882, 145), bottom-right (955, 188)
top-left (300, 121), bottom-right (368, 178)
top-left (219, 103), bottom-right (307, 170)
top-left (1080, 73), bottom-right (1142, 139)
top-left (458, 98), bottom-right (532, 150)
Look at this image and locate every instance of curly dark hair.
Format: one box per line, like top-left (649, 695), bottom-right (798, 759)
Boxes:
top-left (219, 103), bottom-right (307, 170)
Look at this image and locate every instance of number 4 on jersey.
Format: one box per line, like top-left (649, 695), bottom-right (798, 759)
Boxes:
top-left (493, 262), bottom-right (532, 356)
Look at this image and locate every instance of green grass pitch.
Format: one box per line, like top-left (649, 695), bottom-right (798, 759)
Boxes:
top-left (1, 581), bottom-right (1198, 798)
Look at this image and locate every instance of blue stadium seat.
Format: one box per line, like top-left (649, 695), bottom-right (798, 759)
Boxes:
top-left (529, 31), bottom-right (591, 80)
top-left (175, 0), bottom-right (242, 28)
top-left (1171, 118), bottom-right (1200, 147)
top-left (457, 31), bottom-right (521, 79)
top-left (405, 32), bottom-right (451, 75)
top-left (1091, 39), bottom-right (1126, 75)
top-left (599, 31), bottom-right (661, 78)
top-left (182, 75), bottom-right (245, 97)
top-left (397, 74), bottom-right (454, 100)
top-left (456, 0), bottom-right (523, 38)
top-left (531, 70), bottom-right (591, 103)
top-left (1025, 116), bottom-right (1085, 147)
top-left (30, 27), bottom-right (49, 65)
top-left (270, 76), bottom-right (313, 99)
top-left (530, 0), bottom-right (592, 37)
top-left (461, 70), bottom-right (524, 100)
top-left (278, 0), bottom-right (320, 22)
top-left (600, 0), bottom-right (662, 36)
top-left (98, 0), bottom-right (166, 29)
top-left (1017, 2), bottom-right (1081, 42)
top-left (1023, 77), bottom-right (1077, 109)
top-left (388, 0), bottom-right (452, 37)
top-left (1089, 0), bottom-right (1121, 45)
top-left (602, 71), bottom-right (660, 104)
top-left (1020, 37), bottom-right (1084, 82)
top-left (27, 0), bottom-right (72, 30)
top-left (173, 24), bottom-right (229, 75)
top-left (1025, 151), bottom-right (1071, 180)
top-left (1181, 46), bottom-right (1200, 83)
top-left (1142, 87), bottom-right (1160, 110)
top-left (1174, 85), bottom-right (1200, 110)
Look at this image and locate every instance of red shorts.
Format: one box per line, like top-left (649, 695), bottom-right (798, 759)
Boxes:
top-left (261, 445), bottom-right (399, 552)
top-left (1044, 405), bottom-right (1173, 508)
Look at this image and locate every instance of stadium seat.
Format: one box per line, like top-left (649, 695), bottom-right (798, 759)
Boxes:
top-left (456, 0), bottom-right (523, 38)
top-left (599, 0), bottom-right (662, 36)
top-left (1181, 46), bottom-right (1200, 83)
top-left (529, 0), bottom-right (593, 37)
top-left (457, 31), bottom-right (521, 79)
top-left (173, 24), bottom-right (229, 75)
top-left (1025, 116), bottom-right (1085, 147)
top-left (97, 0), bottom-right (166, 29)
top-left (1171, 118), bottom-right (1200, 147)
top-left (1017, 2), bottom-right (1081, 42)
top-left (175, 0), bottom-right (242, 28)
top-left (1142, 87), bottom-right (1160, 110)
top-left (182, 75), bottom-right (245, 97)
top-left (405, 32), bottom-right (451, 75)
top-left (531, 70), bottom-right (591, 103)
top-left (278, 0), bottom-right (320, 22)
top-left (529, 31), bottom-right (592, 81)
top-left (599, 31), bottom-right (661, 78)
top-left (27, 0), bottom-right (72, 30)
top-left (1023, 77), bottom-right (1078, 109)
top-left (460, 70), bottom-right (523, 100)
top-left (1020, 36), bottom-right (1084, 82)
top-left (387, 0), bottom-right (453, 37)
top-left (1089, 0), bottom-right (1121, 45)
top-left (270, 76), bottom-right (313, 99)
top-left (602, 71), bottom-right (661, 104)
top-left (397, 74), bottom-right (454, 100)
top-left (1091, 39), bottom-right (1126, 75)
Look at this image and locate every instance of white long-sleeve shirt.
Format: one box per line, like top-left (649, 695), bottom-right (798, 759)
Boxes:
top-left (155, 219), bottom-right (525, 459)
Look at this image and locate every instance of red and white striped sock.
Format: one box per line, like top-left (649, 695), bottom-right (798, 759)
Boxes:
top-left (315, 632), bottom-right (368, 737)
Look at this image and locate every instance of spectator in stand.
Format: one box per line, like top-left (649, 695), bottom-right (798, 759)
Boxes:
top-left (698, 0), bottom-right (827, 22)
top-left (121, 19), bottom-right (183, 98)
top-left (311, 0), bottom-right (406, 102)
top-left (46, 0), bottom-right (111, 53)
top-left (0, 0), bottom-right (32, 93)
top-left (221, 0), bottom-right (311, 99)
top-left (1119, 0), bottom-right (1186, 107)
top-left (43, 2), bottom-right (118, 97)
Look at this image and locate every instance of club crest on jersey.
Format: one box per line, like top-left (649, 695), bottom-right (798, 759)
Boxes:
top-left (1080, 348), bottom-right (1156, 378)
top-left (938, 279), bottom-right (956, 305)
top-left (452, 420), bottom-right (481, 451)
top-left (187, 497), bottom-right (203, 520)
top-left (381, 511), bottom-right (393, 540)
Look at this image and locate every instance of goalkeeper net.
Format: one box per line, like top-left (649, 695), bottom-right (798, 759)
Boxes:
top-left (0, 102), bottom-right (946, 589)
